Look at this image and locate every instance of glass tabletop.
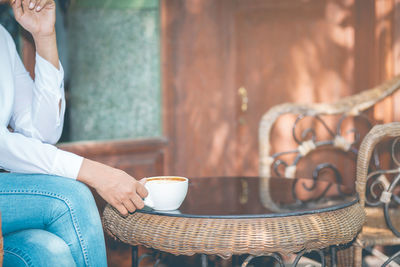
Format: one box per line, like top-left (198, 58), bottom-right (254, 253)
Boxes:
top-left (138, 176), bottom-right (358, 219)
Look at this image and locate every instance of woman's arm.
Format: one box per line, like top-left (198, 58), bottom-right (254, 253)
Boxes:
top-left (9, 0), bottom-right (64, 143)
top-left (0, 126), bottom-right (82, 179)
top-left (9, 40), bottom-right (65, 144)
top-left (8, 0), bottom-right (147, 215)
top-left (0, 127), bottom-right (147, 216)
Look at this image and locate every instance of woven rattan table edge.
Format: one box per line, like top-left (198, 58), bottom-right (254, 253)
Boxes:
top-left (103, 201), bottom-right (365, 258)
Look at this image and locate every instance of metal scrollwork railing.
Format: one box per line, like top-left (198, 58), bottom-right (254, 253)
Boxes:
top-left (291, 163), bottom-right (348, 204)
top-left (267, 113), bottom-right (373, 204)
top-left (365, 137), bottom-right (400, 241)
top-left (384, 173), bottom-right (400, 237)
top-left (134, 249), bottom-right (331, 267)
top-left (241, 248), bottom-right (330, 267)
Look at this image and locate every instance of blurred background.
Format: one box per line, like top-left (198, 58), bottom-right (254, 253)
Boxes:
top-left (1, 0), bottom-right (400, 266)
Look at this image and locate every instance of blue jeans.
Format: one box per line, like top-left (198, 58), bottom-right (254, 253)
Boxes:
top-left (0, 173), bottom-right (107, 267)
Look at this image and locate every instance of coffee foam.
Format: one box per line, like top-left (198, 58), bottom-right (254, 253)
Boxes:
top-left (148, 180), bottom-right (180, 184)
top-left (147, 177), bottom-right (186, 184)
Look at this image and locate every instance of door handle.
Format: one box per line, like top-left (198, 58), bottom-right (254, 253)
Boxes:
top-left (238, 87), bottom-right (248, 112)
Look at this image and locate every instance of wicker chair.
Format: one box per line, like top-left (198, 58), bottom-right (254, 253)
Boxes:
top-left (355, 123), bottom-right (400, 266)
top-left (259, 75), bottom-right (400, 266)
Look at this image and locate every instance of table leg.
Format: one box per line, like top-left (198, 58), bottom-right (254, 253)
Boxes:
top-left (240, 254), bottom-right (284, 267)
top-left (330, 246), bottom-right (337, 267)
top-left (232, 255), bottom-right (239, 267)
top-left (292, 250), bottom-right (325, 267)
top-left (201, 254), bottom-right (208, 267)
top-left (132, 246), bottom-right (138, 267)
top-left (241, 255), bottom-right (255, 267)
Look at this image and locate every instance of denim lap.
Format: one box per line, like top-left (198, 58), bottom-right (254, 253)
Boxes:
top-left (0, 173), bottom-right (107, 267)
top-left (4, 229), bottom-right (76, 267)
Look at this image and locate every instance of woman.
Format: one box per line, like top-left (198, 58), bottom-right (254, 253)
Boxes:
top-left (0, 0), bottom-right (148, 266)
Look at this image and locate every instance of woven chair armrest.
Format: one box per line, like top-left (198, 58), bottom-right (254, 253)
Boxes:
top-left (356, 122), bottom-right (400, 206)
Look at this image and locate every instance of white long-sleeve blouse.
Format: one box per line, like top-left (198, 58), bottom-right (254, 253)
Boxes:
top-left (0, 24), bottom-right (83, 179)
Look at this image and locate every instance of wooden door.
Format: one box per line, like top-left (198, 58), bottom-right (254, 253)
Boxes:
top-left (162, 0), bottom-right (400, 178)
top-left (233, 0), bottom-right (361, 175)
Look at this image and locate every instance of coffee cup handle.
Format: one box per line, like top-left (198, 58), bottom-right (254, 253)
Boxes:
top-left (143, 183), bottom-right (154, 208)
top-left (143, 196), bottom-right (154, 208)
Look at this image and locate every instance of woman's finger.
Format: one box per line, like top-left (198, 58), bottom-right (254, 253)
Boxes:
top-left (28, 0), bottom-right (35, 9)
top-left (114, 202), bottom-right (129, 216)
top-left (122, 199), bottom-right (137, 213)
top-left (22, 0), bottom-right (29, 13)
top-left (11, 0), bottom-right (23, 19)
top-left (36, 0), bottom-right (53, 11)
top-left (131, 194), bottom-right (145, 210)
top-left (34, 0), bottom-right (42, 11)
top-left (136, 181), bottom-right (148, 198)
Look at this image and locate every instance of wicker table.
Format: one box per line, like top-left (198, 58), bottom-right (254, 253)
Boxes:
top-left (103, 177), bottom-right (365, 267)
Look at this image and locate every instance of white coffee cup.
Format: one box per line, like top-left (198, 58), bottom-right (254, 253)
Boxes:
top-left (143, 176), bottom-right (188, 211)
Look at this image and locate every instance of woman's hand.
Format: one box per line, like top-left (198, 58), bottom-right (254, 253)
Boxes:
top-left (11, 0), bottom-right (56, 38)
top-left (77, 159), bottom-right (149, 216)
top-left (11, 0), bottom-right (59, 69)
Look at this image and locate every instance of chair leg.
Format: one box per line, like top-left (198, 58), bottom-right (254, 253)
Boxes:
top-left (336, 245), bottom-right (355, 267)
top-left (354, 245), bottom-right (363, 267)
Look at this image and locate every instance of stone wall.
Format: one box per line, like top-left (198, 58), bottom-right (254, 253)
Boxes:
top-left (68, 0), bottom-right (161, 141)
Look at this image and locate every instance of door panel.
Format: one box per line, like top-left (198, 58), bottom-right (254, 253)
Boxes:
top-left (162, 0), bottom-right (239, 177)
